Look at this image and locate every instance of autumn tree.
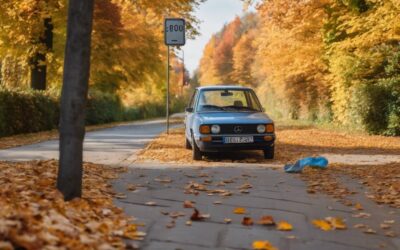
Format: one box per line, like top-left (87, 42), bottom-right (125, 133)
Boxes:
top-left (232, 13), bottom-right (258, 86)
top-left (324, 0), bottom-right (400, 134)
top-left (0, 1), bottom-right (66, 89)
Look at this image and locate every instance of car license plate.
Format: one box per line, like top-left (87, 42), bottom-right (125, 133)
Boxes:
top-left (224, 136), bottom-right (254, 144)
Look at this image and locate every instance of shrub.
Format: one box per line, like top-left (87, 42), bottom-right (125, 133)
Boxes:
top-left (0, 88), bottom-right (174, 137)
top-left (0, 88), bottom-right (59, 137)
top-left (86, 91), bottom-right (123, 125)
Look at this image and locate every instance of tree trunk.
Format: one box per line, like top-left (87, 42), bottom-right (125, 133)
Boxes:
top-left (30, 18), bottom-right (53, 90)
top-left (57, 0), bottom-right (94, 201)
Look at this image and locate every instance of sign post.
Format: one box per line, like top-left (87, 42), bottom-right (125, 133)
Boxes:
top-left (164, 18), bottom-right (185, 134)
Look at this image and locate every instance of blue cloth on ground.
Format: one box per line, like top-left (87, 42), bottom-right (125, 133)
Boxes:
top-left (284, 156), bottom-right (328, 173)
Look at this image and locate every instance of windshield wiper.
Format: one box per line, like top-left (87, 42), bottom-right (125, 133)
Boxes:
top-left (222, 106), bottom-right (259, 112)
top-left (200, 105), bottom-right (225, 111)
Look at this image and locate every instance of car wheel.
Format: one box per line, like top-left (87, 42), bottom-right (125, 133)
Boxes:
top-left (185, 137), bottom-right (192, 149)
top-left (192, 135), bottom-right (202, 161)
top-left (263, 145), bottom-right (274, 159)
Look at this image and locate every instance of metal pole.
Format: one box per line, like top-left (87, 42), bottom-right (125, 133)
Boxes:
top-left (166, 46), bottom-right (170, 134)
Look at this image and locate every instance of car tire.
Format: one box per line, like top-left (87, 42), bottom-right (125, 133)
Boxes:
top-left (192, 135), bottom-right (202, 161)
top-left (185, 137), bottom-right (192, 149)
top-left (263, 145), bottom-right (274, 159)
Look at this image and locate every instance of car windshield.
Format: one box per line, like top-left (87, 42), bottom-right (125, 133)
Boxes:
top-left (196, 89), bottom-right (262, 112)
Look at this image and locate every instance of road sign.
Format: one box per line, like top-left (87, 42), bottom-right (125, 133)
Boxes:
top-left (165, 18), bottom-right (186, 46)
top-left (164, 18), bottom-right (186, 134)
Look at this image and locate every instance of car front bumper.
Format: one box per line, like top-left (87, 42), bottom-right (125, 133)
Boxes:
top-left (195, 134), bottom-right (275, 152)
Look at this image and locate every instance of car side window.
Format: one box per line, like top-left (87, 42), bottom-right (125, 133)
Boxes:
top-left (188, 90), bottom-right (197, 109)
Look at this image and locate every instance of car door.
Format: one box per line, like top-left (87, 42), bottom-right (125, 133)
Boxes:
top-left (185, 89), bottom-right (198, 140)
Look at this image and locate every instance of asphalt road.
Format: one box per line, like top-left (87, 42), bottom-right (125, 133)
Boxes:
top-left (0, 119), bottom-right (171, 165)
top-left (1, 118), bottom-right (399, 250)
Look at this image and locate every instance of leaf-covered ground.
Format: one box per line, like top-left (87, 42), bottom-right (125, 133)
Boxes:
top-left (137, 127), bottom-right (400, 210)
top-left (0, 160), bottom-right (144, 249)
top-left (301, 163), bottom-right (400, 209)
top-left (137, 126), bottom-right (400, 164)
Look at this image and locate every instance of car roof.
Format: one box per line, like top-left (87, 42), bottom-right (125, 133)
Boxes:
top-left (196, 85), bottom-right (253, 91)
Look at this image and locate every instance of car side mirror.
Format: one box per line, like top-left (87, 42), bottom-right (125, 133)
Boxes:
top-left (185, 107), bottom-right (194, 113)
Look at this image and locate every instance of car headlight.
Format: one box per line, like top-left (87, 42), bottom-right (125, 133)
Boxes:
top-left (211, 125), bottom-right (221, 134)
top-left (257, 124), bottom-right (266, 133)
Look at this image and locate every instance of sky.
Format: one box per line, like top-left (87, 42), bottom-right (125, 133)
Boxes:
top-left (183, 0), bottom-right (251, 75)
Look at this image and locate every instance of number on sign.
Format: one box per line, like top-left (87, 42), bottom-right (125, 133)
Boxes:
top-left (167, 25), bottom-right (184, 32)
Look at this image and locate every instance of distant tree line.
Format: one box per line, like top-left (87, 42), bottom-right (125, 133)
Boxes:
top-left (199, 0), bottom-right (400, 136)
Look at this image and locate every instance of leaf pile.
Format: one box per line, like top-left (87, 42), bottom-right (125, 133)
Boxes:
top-left (0, 160), bottom-right (143, 249)
top-left (301, 163), bottom-right (400, 208)
top-left (331, 163), bottom-right (400, 208)
top-left (136, 127), bottom-right (400, 164)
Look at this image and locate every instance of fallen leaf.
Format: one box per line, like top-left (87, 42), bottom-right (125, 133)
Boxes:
top-left (186, 221), bottom-right (192, 226)
top-left (224, 218), bottom-right (232, 224)
top-left (213, 201), bottom-right (222, 205)
top-left (286, 235), bottom-right (297, 239)
top-left (201, 213), bottom-right (211, 219)
top-left (190, 209), bottom-right (206, 221)
top-left (242, 217), bottom-right (254, 226)
top-left (363, 228), bottom-right (377, 234)
top-left (166, 221), bottom-right (175, 229)
top-left (126, 184), bottom-right (137, 191)
top-left (353, 224), bottom-right (367, 229)
top-left (239, 183), bottom-right (253, 189)
top-left (114, 193), bottom-right (127, 199)
top-left (380, 223), bottom-right (391, 229)
top-left (326, 217), bottom-right (347, 230)
top-left (312, 219), bottom-right (332, 231)
top-left (154, 177), bottom-right (172, 183)
top-left (183, 200), bottom-right (194, 208)
top-left (352, 212), bottom-right (371, 218)
top-left (169, 211), bottom-right (185, 219)
top-left (383, 220), bottom-right (395, 224)
top-left (277, 221), bottom-right (293, 231)
top-left (257, 216), bottom-right (275, 226)
top-left (385, 231), bottom-right (396, 237)
top-left (233, 207), bottom-right (246, 214)
top-left (145, 201), bottom-right (157, 206)
top-left (353, 203), bottom-right (363, 210)
top-left (252, 240), bottom-right (278, 250)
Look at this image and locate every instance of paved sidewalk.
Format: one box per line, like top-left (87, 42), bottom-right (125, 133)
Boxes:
top-left (0, 119), bottom-right (172, 165)
top-left (113, 164), bottom-right (400, 250)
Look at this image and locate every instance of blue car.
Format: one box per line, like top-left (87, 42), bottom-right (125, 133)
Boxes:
top-left (185, 85), bottom-right (276, 160)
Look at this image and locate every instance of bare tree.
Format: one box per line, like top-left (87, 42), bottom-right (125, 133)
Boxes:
top-left (57, 0), bottom-right (94, 201)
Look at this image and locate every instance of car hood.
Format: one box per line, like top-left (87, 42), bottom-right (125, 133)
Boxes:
top-left (196, 112), bottom-right (273, 124)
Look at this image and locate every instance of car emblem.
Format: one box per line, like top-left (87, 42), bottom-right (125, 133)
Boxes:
top-left (234, 126), bottom-right (243, 133)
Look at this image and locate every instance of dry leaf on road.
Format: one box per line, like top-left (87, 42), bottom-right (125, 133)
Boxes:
top-left (224, 218), bottom-right (232, 224)
top-left (190, 209), bottom-right (207, 221)
top-left (252, 240), bottom-right (278, 250)
top-left (326, 217), bottom-right (347, 230)
top-left (233, 207), bottom-right (246, 214)
top-left (257, 216), bottom-right (275, 226)
top-left (312, 220), bottom-right (332, 231)
top-left (277, 221), bottom-right (293, 231)
top-left (183, 200), bottom-right (194, 208)
top-left (145, 201), bottom-right (157, 206)
top-left (242, 217), bottom-right (254, 226)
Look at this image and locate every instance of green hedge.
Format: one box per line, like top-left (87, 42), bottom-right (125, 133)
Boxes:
top-left (0, 88), bottom-right (180, 137)
top-left (0, 88), bottom-right (59, 137)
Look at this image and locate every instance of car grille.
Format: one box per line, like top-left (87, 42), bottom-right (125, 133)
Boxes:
top-left (219, 124), bottom-right (258, 134)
